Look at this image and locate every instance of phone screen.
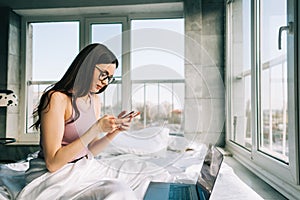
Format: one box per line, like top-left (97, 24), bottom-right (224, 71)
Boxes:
top-left (121, 111), bottom-right (140, 119)
top-left (121, 111), bottom-right (134, 119)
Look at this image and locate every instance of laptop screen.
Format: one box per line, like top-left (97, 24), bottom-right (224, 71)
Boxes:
top-left (197, 145), bottom-right (224, 193)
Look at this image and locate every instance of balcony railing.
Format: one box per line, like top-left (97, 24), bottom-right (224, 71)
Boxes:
top-left (27, 78), bottom-right (185, 134)
top-left (234, 54), bottom-right (288, 161)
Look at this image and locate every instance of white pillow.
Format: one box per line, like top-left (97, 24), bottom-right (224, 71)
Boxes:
top-left (167, 135), bottom-right (190, 152)
top-left (102, 127), bottom-right (170, 155)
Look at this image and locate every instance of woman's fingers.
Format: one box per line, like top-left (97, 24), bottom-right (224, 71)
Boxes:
top-left (97, 115), bottom-right (117, 132)
top-left (117, 110), bottom-right (127, 118)
top-left (98, 114), bottom-right (133, 133)
top-left (117, 122), bottom-right (131, 131)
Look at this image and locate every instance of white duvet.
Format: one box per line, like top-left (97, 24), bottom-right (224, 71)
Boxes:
top-left (16, 155), bottom-right (171, 200)
top-left (0, 130), bottom-right (265, 200)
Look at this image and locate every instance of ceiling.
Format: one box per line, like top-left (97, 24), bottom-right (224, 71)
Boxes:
top-left (0, 0), bottom-right (183, 17)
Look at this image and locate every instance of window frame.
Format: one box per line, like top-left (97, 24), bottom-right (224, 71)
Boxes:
top-left (85, 16), bottom-right (130, 111)
top-left (13, 10), bottom-right (184, 144)
top-left (16, 16), bottom-right (83, 143)
top-left (129, 15), bottom-right (185, 132)
top-left (225, 0), bottom-right (300, 198)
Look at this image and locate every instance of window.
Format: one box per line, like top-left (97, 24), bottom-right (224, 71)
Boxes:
top-left (259, 0), bottom-right (288, 162)
top-left (90, 21), bottom-right (123, 115)
top-left (228, 0), bottom-right (252, 150)
top-left (131, 19), bottom-right (185, 132)
top-left (226, 0), bottom-right (298, 198)
top-left (20, 13), bottom-right (184, 142)
top-left (91, 23), bottom-right (122, 77)
top-left (26, 21), bottom-right (79, 134)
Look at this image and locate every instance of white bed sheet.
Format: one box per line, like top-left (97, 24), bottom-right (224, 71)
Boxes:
top-left (0, 138), bottom-right (263, 200)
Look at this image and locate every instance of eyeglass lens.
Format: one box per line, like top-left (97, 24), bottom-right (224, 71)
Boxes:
top-left (96, 66), bottom-right (114, 84)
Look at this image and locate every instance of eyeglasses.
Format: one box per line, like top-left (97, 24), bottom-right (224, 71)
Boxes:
top-left (95, 66), bottom-right (115, 84)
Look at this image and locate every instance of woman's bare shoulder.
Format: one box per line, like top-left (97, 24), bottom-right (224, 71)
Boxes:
top-left (46, 91), bottom-right (70, 107)
top-left (48, 91), bottom-right (69, 100)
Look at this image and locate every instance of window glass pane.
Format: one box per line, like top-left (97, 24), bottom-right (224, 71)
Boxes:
top-left (259, 0), bottom-right (288, 162)
top-left (91, 23), bottom-right (123, 116)
top-left (101, 83), bottom-right (122, 116)
top-left (27, 21), bottom-right (79, 133)
top-left (27, 84), bottom-right (51, 132)
top-left (131, 19), bottom-right (184, 80)
top-left (31, 22), bottom-right (79, 81)
top-left (91, 23), bottom-right (122, 77)
top-left (131, 83), bottom-right (145, 129)
top-left (160, 83), bottom-right (184, 132)
top-left (229, 0), bottom-right (252, 149)
top-left (131, 19), bottom-right (184, 132)
top-left (131, 82), bottom-right (184, 132)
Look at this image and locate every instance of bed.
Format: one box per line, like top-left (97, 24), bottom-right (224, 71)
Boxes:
top-left (0, 127), bottom-right (263, 200)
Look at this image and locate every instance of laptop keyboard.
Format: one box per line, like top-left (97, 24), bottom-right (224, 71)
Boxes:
top-left (169, 185), bottom-right (192, 200)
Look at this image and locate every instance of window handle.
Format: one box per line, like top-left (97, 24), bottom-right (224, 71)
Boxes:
top-left (278, 22), bottom-right (293, 50)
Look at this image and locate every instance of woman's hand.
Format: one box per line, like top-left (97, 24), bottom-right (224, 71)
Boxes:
top-left (96, 115), bottom-right (117, 133)
top-left (95, 112), bottom-right (132, 133)
top-left (114, 111), bottom-right (133, 131)
top-left (88, 112), bottom-right (132, 156)
top-left (96, 110), bottom-right (138, 141)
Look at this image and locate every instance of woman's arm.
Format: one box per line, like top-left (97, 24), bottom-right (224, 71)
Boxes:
top-left (88, 96), bottom-right (131, 156)
top-left (87, 121), bottom-right (131, 156)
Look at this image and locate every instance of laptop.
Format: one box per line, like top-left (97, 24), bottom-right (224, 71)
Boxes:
top-left (144, 144), bottom-right (224, 200)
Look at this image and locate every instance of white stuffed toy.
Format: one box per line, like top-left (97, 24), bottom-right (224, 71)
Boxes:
top-left (0, 90), bottom-right (18, 107)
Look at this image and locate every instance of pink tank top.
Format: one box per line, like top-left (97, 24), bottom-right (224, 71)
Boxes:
top-left (39, 94), bottom-right (97, 161)
top-left (63, 95), bottom-right (97, 160)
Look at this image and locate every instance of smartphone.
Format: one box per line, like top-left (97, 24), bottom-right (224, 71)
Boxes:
top-left (121, 111), bottom-right (140, 119)
top-left (132, 111), bottom-right (140, 118)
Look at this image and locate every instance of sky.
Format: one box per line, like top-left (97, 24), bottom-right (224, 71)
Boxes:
top-left (31, 18), bottom-right (185, 110)
top-left (32, 18), bottom-right (184, 81)
top-left (237, 0), bottom-right (288, 111)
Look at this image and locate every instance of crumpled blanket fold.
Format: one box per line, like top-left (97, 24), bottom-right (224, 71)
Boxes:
top-left (16, 156), bottom-right (171, 200)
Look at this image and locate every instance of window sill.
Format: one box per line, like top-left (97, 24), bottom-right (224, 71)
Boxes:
top-left (224, 156), bottom-right (288, 199)
top-left (5, 141), bottom-right (39, 146)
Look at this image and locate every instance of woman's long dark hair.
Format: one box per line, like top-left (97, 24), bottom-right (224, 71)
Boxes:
top-left (32, 43), bottom-right (119, 130)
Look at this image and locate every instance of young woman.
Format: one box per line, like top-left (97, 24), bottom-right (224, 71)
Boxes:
top-left (32, 43), bottom-right (132, 172)
top-left (18, 43), bottom-right (138, 199)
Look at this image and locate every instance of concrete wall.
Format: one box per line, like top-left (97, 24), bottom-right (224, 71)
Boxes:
top-left (0, 8), bottom-right (40, 162)
top-left (0, 8), bottom-right (20, 136)
top-left (0, 7), bottom-right (10, 138)
top-left (7, 9), bottom-right (21, 142)
top-left (184, 0), bottom-right (225, 147)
